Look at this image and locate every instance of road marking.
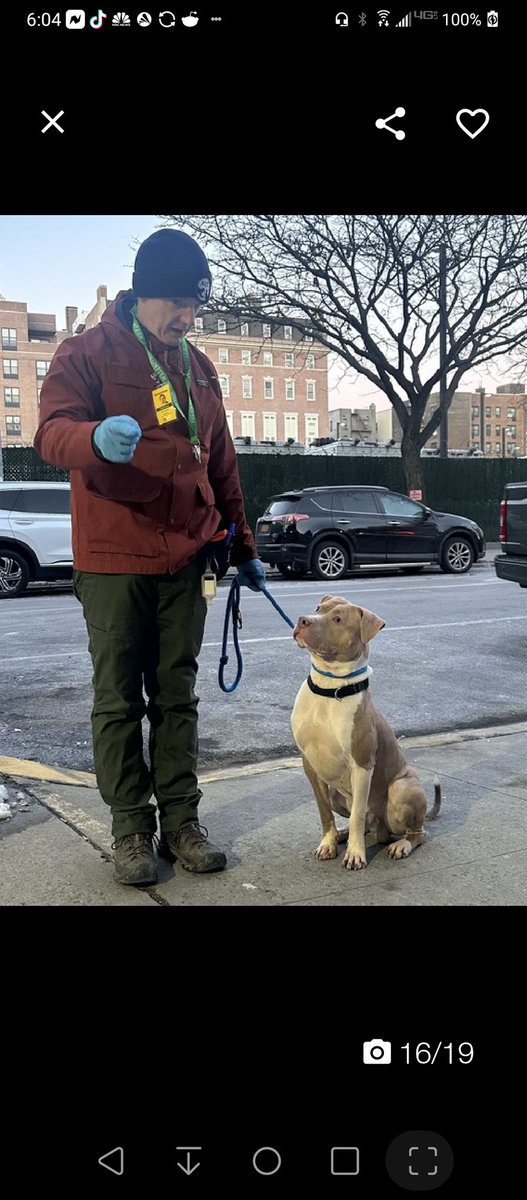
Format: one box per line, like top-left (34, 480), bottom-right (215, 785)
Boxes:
top-left (2, 611), bottom-right (527, 664)
top-left (0, 755), bottom-right (95, 786)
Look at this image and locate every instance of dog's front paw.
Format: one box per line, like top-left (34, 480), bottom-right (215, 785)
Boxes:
top-left (315, 835), bottom-right (338, 861)
top-left (342, 844), bottom-right (367, 871)
top-left (388, 838), bottom-right (412, 860)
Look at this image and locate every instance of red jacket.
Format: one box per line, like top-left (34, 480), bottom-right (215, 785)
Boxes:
top-left (34, 291), bottom-right (256, 574)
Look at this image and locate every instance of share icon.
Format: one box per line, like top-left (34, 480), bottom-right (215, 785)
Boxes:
top-left (375, 107), bottom-right (406, 140)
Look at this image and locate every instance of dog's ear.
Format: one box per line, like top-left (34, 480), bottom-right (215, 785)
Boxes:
top-left (319, 593), bottom-right (333, 605)
top-left (360, 607), bottom-right (385, 642)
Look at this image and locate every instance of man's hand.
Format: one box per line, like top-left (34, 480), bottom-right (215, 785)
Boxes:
top-left (236, 559), bottom-right (267, 591)
top-left (93, 415), bottom-right (142, 463)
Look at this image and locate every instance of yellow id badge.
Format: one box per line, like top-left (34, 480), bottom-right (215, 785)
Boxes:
top-left (152, 384), bottom-right (177, 425)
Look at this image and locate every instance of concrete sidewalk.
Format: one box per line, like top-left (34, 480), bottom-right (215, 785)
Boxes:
top-left (2, 718), bottom-right (527, 906)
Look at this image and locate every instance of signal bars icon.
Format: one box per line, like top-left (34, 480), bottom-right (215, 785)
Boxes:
top-left (396, 10), bottom-right (412, 24)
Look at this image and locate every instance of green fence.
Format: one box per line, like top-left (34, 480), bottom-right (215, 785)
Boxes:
top-left (4, 445), bottom-right (527, 540)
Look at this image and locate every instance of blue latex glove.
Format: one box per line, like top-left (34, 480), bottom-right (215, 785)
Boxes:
top-left (237, 558), bottom-right (267, 591)
top-left (93, 415), bottom-right (142, 463)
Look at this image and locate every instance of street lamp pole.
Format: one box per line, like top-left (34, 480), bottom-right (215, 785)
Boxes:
top-left (439, 241), bottom-right (448, 457)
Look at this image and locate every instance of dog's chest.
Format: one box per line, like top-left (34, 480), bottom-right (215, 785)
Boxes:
top-left (291, 682), bottom-right (363, 782)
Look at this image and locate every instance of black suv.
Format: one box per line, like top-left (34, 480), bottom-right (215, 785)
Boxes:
top-left (255, 485), bottom-right (486, 581)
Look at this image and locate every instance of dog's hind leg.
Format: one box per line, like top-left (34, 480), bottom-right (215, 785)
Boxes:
top-left (302, 755), bottom-right (339, 860)
top-left (385, 778), bottom-right (427, 860)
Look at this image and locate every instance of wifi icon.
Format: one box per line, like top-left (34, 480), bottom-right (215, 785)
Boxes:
top-left (377, 8), bottom-right (390, 24)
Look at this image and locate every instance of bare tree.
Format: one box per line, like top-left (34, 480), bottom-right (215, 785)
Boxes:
top-left (159, 214), bottom-right (527, 494)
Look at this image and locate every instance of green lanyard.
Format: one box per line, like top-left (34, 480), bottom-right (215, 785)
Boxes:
top-left (130, 303), bottom-right (201, 461)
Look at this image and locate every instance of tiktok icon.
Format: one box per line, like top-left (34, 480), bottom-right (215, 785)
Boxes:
top-left (90, 9), bottom-right (107, 26)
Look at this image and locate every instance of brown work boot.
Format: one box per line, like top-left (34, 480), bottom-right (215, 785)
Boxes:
top-left (112, 833), bottom-right (157, 886)
top-left (160, 823), bottom-right (226, 873)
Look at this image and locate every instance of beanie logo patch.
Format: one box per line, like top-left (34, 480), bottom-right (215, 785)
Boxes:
top-left (196, 277), bottom-right (211, 303)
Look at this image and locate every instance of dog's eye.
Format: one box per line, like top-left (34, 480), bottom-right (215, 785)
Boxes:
top-left (314, 605), bottom-right (320, 612)
top-left (332, 615), bottom-right (342, 623)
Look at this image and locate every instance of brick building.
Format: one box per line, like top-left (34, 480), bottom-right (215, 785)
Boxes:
top-left (1, 300), bottom-right (74, 447)
top-left (192, 312), bottom-right (329, 446)
top-left (2, 288), bottom-right (329, 450)
top-left (389, 384), bottom-right (527, 457)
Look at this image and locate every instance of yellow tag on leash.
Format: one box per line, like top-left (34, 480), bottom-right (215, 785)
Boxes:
top-left (152, 384), bottom-right (177, 425)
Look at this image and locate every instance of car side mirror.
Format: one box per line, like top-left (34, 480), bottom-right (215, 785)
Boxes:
top-left (422, 506), bottom-right (432, 518)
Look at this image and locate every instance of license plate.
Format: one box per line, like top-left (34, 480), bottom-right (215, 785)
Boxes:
top-left (259, 522), bottom-right (271, 534)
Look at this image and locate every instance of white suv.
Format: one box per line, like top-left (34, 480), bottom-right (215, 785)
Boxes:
top-left (0, 481), bottom-right (73, 598)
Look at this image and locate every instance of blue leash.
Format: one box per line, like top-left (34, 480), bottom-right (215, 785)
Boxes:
top-left (219, 576), bottom-right (295, 693)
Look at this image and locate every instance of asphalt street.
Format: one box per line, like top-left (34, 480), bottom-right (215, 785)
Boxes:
top-left (1, 557), bottom-right (526, 774)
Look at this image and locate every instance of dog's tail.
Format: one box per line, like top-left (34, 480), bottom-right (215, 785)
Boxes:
top-left (426, 776), bottom-right (442, 820)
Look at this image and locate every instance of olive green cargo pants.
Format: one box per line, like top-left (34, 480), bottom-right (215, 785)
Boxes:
top-left (74, 561), bottom-right (207, 839)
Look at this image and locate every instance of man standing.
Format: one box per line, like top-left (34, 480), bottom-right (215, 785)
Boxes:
top-left (34, 228), bottom-right (266, 886)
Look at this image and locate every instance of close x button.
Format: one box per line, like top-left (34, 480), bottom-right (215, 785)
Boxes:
top-left (41, 110), bottom-right (65, 133)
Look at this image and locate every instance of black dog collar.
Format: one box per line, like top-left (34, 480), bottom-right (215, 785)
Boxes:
top-left (307, 676), bottom-right (369, 701)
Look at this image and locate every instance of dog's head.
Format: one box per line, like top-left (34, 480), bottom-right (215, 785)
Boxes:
top-left (293, 594), bottom-right (385, 662)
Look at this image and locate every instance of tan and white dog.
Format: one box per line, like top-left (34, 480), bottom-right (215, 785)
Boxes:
top-left (291, 594), bottom-right (441, 870)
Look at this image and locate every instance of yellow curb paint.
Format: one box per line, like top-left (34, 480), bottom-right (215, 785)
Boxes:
top-left (0, 756), bottom-right (96, 788)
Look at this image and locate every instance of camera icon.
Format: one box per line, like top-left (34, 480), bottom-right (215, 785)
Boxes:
top-left (363, 1038), bottom-right (392, 1064)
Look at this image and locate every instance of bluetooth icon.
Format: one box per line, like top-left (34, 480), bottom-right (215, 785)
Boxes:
top-left (358, 11), bottom-right (367, 24)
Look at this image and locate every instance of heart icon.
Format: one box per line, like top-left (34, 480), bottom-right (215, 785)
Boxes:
top-left (455, 108), bottom-right (490, 139)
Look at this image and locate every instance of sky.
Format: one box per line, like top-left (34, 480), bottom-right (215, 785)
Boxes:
top-left (0, 215), bottom-right (516, 413)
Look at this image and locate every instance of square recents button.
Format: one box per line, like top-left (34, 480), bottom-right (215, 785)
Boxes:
top-left (331, 1147), bottom-right (360, 1176)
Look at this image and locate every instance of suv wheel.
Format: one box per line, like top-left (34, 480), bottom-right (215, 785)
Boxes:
top-left (440, 536), bottom-right (474, 574)
top-left (311, 540), bottom-right (349, 581)
top-left (0, 550), bottom-right (30, 597)
top-left (277, 563), bottom-right (305, 579)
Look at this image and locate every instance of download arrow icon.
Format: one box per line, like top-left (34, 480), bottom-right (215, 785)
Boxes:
top-left (176, 1147), bottom-right (201, 1175)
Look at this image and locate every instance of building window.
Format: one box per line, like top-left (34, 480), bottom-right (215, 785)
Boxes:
top-left (241, 350), bottom-right (251, 366)
top-left (485, 407), bottom-right (491, 417)
top-left (263, 351), bottom-right (273, 366)
top-left (507, 408), bottom-right (516, 419)
top-left (241, 322), bottom-right (249, 337)
top-left (496, 425), bottom-right (501, 434)
top-left (263, 412), bottom-right (277, 440)
top-left (240, 412), bottom-right (255, 439)
top-left (195, 317), bottom-right (203, 331)
top-left (5, 415), bottom-right (21, 435)
top-left (264, 377), bottom-right (274, 400)
top-left (284, 353), bottom-right (294, 368)
top-left (1, 328), bottom-right (17, 350)
top-left (284, 325), bottom-right (292, 340)
top-left (485, 443), bottom-right (491, 454)
top-left (284, 413), bottom-right (298, 441)
top-left (217, 319), bottom-right (226, 333)
top-left (306, 354), bottom-right (315, 369)
top-left (242, 376), bottom-right (253, 399)
top-left (36, 360), bottom-right (49, 378)
top-left (506, 426), bottom-right (517, 437)
top-left (307, 380), bottom-right (316, 401)
top-left (218, 347), bottom-right (229, 364)
top-left (3, 359), bottom-right (18, 378)
top-left (485, 425), bottom-right (491, 436)
top-left (225, 410), bottom-right (234, 437)
top-left (4, 387), bottom-right (20, 406)
top-left (263, 324), bottom-right (271, 338)
top-left (495, 442), bottom-right (501, 453)
top-left (218, 374), bottom-right (230, 397)
top-left (306, 414), bottom-right (319, 442)
top-left (471, 425), bottom-right (479, 437)
top-left (495, 407), bottom-right (501, 417)
top-left (471, 406), bottom-right (479, 417)
top-left (285, 378), bottom-right (295, 401)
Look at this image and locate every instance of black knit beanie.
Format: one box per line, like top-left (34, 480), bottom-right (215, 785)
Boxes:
top-left (132, 229), bottom-right (212, 304)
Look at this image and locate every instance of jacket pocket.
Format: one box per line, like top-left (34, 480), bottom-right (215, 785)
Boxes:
top-left (187, 478), bottom-right (219, 536)
top-left (83, 464), bottom-right (164, 503)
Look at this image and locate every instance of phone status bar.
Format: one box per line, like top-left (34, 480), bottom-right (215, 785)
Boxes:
top-left (25, 11), bottom-right (225, 29)
top-left (335, 9), bottom-right (501, 28)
